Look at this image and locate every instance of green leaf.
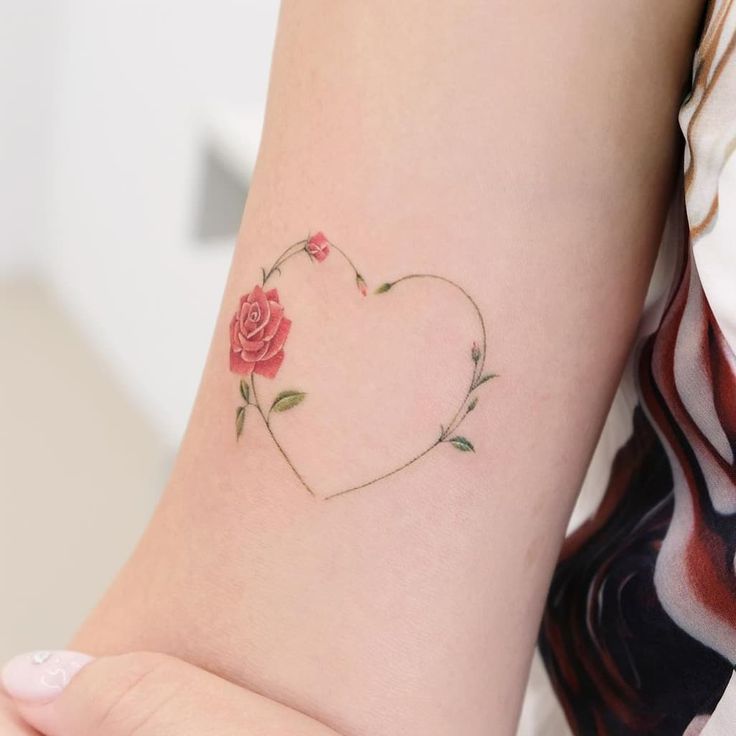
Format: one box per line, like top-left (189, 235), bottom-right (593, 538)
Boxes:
top-left (474, 373), bottom-right (498, 388)
top-left (467, 396), bottom-right (478, 412)
top-left (270, 390), bottom-right (306, 413)
top-left (239, 379), bottom-right (250, 403)
top-left (235, 406), bottom-right (246, 439)
top-left (448, 436), bottom-right (475, 452)
top-left (374, 282), bottom-right (393, 294)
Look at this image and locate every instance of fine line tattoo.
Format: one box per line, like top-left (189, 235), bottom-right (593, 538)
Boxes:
top-left (228, 232), bottom-right (497, 500)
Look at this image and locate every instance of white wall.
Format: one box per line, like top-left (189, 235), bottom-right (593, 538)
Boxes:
top-left (0, 2), bottom-right (63, 274)
top-left (42, 1), bottom-right (279, 443)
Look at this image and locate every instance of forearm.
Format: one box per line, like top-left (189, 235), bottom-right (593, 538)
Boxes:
top-left (73, 2), bottom-right (703, 734)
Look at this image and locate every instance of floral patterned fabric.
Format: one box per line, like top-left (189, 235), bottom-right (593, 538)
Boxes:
top-left (540, 2), bottom-right (736, 734)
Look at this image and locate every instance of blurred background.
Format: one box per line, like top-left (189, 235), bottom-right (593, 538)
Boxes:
top-left (1, 0), bottom-right (277, 654)
top-left (0, 3), bottom-right (632, 733)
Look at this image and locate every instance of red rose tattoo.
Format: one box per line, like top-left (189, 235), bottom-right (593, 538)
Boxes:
top-left (229, 285), bottom-right (291, 378)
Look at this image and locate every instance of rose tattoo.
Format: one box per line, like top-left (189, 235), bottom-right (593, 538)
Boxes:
top-left (229, 231), bottom-right (496, 500)
top-left (229, 285), bottom-right (291, 379)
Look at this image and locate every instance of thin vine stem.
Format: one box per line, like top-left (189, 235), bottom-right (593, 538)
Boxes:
top-left (328, 241), bottom-right (363, 278)
top-left (263, 236), bottom-right (364, 287)
top-left (323, 442), bottom-right (441, 500)
top-left (262, 238), bottom-right (308, 284)
top-left (323, 273), bottom-right (489, 500)
top-left (389, 274), bottom-right (488, 378)
top-left (250, 373), bottom-right (316, 497)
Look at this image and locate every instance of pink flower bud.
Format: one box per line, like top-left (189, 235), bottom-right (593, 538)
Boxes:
top-left (306, 232), bottom-right (330, 262)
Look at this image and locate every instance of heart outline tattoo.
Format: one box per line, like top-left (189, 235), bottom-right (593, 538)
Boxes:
top-left (229, 232), bottom-right (497, 500)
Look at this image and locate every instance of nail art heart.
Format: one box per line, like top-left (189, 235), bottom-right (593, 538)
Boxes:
top-left (229, 232), bottom-right (497, 500)
top-left (35, 652), bottom-right (89, 692)
top-left (41, 668), bottom-right (70, 691)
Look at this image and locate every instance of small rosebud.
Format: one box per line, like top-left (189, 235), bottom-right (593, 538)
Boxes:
top-left (305, 232), bottom-right (330, 262)
top-left (356, 274), bottom-right (368, 297)
top-left (375, 282), bottom-right (393, 294)
top-left (471, 342), bottom-right (481, 363)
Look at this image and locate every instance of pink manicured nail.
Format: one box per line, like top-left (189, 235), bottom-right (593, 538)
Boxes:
top-left (1, 650), bottom-right (93, 703)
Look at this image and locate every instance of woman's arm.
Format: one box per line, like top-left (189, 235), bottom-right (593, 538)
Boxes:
top-left (72, 2), bottom-right (705, 734)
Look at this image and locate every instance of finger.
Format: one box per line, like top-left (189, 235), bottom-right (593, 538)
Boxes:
top-left (0, 690), bottom-right (41, 735)
top-left (2, 650), bottom-right (341, 736)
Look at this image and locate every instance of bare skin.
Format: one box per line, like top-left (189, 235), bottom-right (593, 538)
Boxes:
top-left (5, 653), bottom-right (344, 736)
top-left (36, 2), bottom-right (709, 734)
top-left (1, 693), bottom-right (37, 736)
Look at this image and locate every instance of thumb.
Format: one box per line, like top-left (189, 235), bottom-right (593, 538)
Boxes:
top-left (2, 650), bottom-right (341, 736)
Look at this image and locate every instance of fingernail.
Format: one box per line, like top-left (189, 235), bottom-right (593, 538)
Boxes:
top-left (1, 650), bottom-right (94, 704)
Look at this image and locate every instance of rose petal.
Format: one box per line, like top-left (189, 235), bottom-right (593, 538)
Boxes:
top-left (238, 297), bottom-right (252, 332)
top-left (238, 332), bottom-right (264, 352)
top-left (248, 286), bottom-right (271, 333)
top-left (230, 349), bottom-right (255, 374)
top-left (229, 314), bottom-right (241, 351)
top-left (253, 349), bottom-right (285, 378)
top-left (265, 288), bottom-right (280, 304)
top-left (262, 302), bottom-right (284, 341)
top-left (309, 232), bottom-right (328, 247)
top-left (247, 322), bottom-right (266, 341)
top-left (261, 317), bottom-right (291, 360)
top-left (243, 345), bottom-right (268, 361)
